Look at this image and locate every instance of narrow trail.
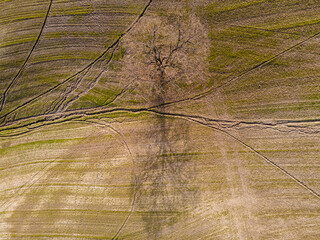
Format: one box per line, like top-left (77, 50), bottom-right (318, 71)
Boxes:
top-left (45, 68), bottom-right (92, 114)
top-left (1, 107), bottom-right (319, 201)
top-left (166, 117), bottom-right (320, 200)
top-left (0, 0), bottom-right (53, 113)
top-left (1, 1), bottom-right (318, 127)
top-left (75, 119), bottom-right (138, 240)
top-left (0, 0), bottom-right (154, 122)
top-left (2, 105), bottom-right (320, 137)
top-left (111, 190), bottom-right (138, 240)
top-left (199, 121), bottom-right (320, 200)
top-left (146, 110), bottom-right (320, 201)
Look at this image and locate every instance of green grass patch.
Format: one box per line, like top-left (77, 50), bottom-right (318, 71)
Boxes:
top-left (31, 51), bottom-right (98, 63)
top-left (44, 31), bottom-right (103, 39)
top-left (268, 17), bottom-right (320, 30)
top-left (204, 0), bottom-right (267, 15)
top-left (51, 5), bottom-right (94, 16)
top-left (0, 138), bottom-right (82, 155)
top-left (99, 3), bottom-right (144, 15)
top-left (305, 93), bottom-right (320, 101)
top-left (0, 35), bottom-right (37, 48)
top-left (0, 11), bottom-right (45, 24)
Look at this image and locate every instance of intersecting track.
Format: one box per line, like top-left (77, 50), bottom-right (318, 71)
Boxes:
top-left (0, 117), bottom-right (138, 239)
top-left (0, 0), bottom-right (154, 122)
top-left (74, 119), bottom-right (137, 240)
top-left (44, 67), bottom-right (93, 114)
top-left (44, 42), bottom-right (121, 114)
top-left (0, 108), bottom-right (319, 239)
top-left (151, 28), bottom-right (320, 110)
top-left (142, 110), bottom-right (320, 200)
top-left (2, 104), bottom-right (320, 138)
top-left (0, 0), bottom-right (54, 113)
top-left (1, 1), bottom-right (320, 236)
top-left (0, 1), bottom-right (318, 127)
top-left (1, 107), bottom-right (319, 202)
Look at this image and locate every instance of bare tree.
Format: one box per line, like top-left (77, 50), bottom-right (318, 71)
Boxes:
top-left (145, 26), bottom-right (193, 105)
top-left (122, 13), bottom-right (207, 238)
top-left (122, 14), bottom-right (209, 106)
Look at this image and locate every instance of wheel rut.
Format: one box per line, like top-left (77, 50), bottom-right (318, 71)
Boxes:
top-left (0, 0), bottom-right (154, 122)
top-left (0, 0), bottom-right (53, 113)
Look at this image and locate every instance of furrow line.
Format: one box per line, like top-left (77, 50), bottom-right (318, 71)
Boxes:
top-left (0, 130), bottom-right (98, 213)
top-left (80, 119), bottom-right (139, 240)
top-left (188, 118), bottom-right (320, 200)
top-left (0, 0), bottom-right (153, 122)
top-left (0, 0), bottom-right (53, 113)
top-left (55, 43), bottom-right (120, 113)
top-left (151, 29), bottom-right (320, 109)
top-left (2, 105), bottom-right (320, 137)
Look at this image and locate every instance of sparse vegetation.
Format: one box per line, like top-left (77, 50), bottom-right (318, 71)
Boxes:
top-left (1, 0), bottom-right (320, 239)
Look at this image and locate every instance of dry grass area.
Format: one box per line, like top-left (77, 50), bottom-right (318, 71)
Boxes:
top-left (0, 0), bottom-right (320, 239)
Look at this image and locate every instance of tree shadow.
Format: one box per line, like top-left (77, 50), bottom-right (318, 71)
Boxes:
top-left (133, 108), bottom-right (198, 238)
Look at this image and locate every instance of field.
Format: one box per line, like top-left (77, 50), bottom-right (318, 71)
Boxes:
top-left (0, 0), bottom-right (320, 239)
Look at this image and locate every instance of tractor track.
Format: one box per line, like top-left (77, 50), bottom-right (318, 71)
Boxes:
top-left (2, 104), bottom-right (320, 137)
top-left (1, 1), bottom-right (318, 130)
top-left (148, 111), bottom-right (320, 200)
top-left (1, 107), bottom-right (319, 200)
top-left (0, 0), bottom-right (54, 113)
top-left (0, 0), bottom-right (153, 123)
top-left (74, 118), bottom-right (137, 240)
top-left (53, 43), bottom-right (121, 113)
top-left (150, 28), bottom-right (320, 110)
top-left (0, 117), bottom-right (138, 240)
